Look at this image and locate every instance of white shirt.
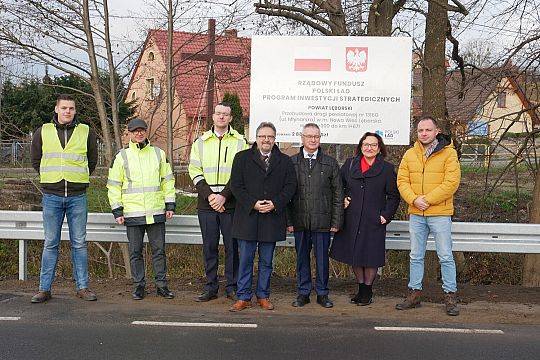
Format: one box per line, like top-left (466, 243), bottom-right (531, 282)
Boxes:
top-left (303, 149), bottom-right (318, 159)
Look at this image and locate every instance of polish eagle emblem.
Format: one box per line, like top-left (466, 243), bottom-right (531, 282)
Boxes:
top-left (346, 47), bottom-right (368, 72)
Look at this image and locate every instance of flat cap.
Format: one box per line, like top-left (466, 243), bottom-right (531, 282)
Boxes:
top-left (127, 118), bottom-right (148, 131)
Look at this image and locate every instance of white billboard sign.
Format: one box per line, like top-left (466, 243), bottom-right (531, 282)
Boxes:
top-left (249, 36), bottom-right (413, 145)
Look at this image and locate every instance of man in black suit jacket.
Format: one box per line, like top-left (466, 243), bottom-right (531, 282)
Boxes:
top-left (229, 122), bottom-right (297, 312)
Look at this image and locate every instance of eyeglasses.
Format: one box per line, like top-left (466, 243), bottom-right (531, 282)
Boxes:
top-left (214, 112), bottom-right (231, 116)
top-left (131, 129), bottom-right (146, 134)
top-left (362, 143), bottom-right (379, 149)
top-left (302, 134), bottom-right (321, 140)
top-left (257, 135), bottom-right (276, 140)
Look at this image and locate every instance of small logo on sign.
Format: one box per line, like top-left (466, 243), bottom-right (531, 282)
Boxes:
top-left (346, 47), bottom-right (368, 72)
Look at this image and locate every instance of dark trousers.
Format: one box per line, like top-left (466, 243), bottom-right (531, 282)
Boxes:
top-left (236, 240), bottom-right (276, 301)
top-left (126, 222), bottom-right (167, 288)
top-left (197, 210), bottom-right (238, 294)
top-left (294, 231), bottom-right (331, 296)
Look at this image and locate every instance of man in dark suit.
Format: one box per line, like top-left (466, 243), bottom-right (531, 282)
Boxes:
top-left (287, 123), bottom-right (343, 308)
top-left (229, 122), bottom-right (297, 312)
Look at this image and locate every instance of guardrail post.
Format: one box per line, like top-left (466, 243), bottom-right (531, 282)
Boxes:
top-left (18, 240), bottom-right (27, 281)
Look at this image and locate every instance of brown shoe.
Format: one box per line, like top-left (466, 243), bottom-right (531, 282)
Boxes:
top-left (257, 298), bottom-right (274, 310)
top-left (395, 289), bottom-right (422, 310)
top-left (229, 300), bottom-right (252, 312)
top-left (76, 288), bottom-right (97, 301)
top-left (31, 291), bottom-right (51, 304)
top-left (444, 292), bottom-right (460, 316)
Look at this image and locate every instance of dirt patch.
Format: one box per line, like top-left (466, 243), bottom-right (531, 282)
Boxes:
top-left (1, 274), bottom-right (538, 306)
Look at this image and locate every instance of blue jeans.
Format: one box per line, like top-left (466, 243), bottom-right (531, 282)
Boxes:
top-left (236, 240), bottom-right (276, 301)
top-left (408, 215), bottom-right (457, 293)
top-left (39, 193), bottom-right (89, 291)
top-left (294, 231), bottom-right (330, 296)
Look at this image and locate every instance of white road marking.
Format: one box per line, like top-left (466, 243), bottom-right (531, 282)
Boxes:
top-left (132, 321), bottom-right (257, 328)
top-left (0, 317), bottom-right (20, 321)
top-left (374, 326), bottom-right (504, 334)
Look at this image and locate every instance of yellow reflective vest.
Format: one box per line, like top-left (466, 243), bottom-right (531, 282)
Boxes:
top-left (188, 126), bottom-right (248, 193)
top-left (40, 123), bottom-right (89, 184)
top-left (107, 140), bottom-right (176, 225)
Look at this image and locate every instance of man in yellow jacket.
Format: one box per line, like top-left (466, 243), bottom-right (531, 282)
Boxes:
top-left (189, 102), bottom-right (248, 302)
top-left (107, 118), bottom-right (176, 300)
top-left (396, 116), bottom-right (461, 316)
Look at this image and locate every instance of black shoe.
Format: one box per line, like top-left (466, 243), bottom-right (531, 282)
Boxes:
top-left (195, 291), bottom-right (217, 302)
top-left (316, 295), bottom-right (333, 308)
top-left (350, 283), bottom-right (364, 304)
top-left (358, 284), bottom-right (373, 306)
top-left (292, 294), bottom-right (310, 307)
top-left (132, 285), bottom-right (145, 300)
top-left (157, 286), bottom-right (174, 299)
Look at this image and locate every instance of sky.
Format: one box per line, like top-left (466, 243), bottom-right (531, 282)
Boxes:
top-left (1, 0), bottom-right (537, 80)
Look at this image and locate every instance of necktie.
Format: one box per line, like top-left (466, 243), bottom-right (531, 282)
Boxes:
top-left (308, 153), bottom-right (314, 169)
top-left (263, 155), bottom-right (269, 171)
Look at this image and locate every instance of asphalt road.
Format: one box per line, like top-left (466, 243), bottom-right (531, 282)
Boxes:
top-left (0, 292), bottom-right (538, 360)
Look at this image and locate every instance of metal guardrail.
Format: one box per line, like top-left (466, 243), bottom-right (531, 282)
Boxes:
top-left (1, 211), bottom-right (540, 281)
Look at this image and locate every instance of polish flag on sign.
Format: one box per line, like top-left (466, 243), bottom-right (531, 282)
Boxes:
top-left (294, 47), bottom-right (332, 71)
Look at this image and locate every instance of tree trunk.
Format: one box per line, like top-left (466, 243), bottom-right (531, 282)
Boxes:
top-left (103, 0), bottom-right (132, 279)
top-left (166, 0), bottom-right (174, 162)
top-left (422, 0), bottom-right (450, 134)
top-left (327, 0), bottom-right (347, 35)
top-left (367, 0), bottom-right (394, 36)
top-left (82, 0), bottom-right (113, 166)
top-left (523, 167), bottom-right (540, 287)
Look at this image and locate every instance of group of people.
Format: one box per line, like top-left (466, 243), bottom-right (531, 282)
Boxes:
top-left (29, 95), bottom-right (461, 317)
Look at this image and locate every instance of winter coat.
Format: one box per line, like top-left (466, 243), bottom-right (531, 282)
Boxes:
top-left (230, 144), bottom-right (297, 243)
top-left (287, 147), bottom-right (343, 232)
top-left (330, 154), bottom-right (400, 267)
top-left (397, 134), bottom-right (461, 216)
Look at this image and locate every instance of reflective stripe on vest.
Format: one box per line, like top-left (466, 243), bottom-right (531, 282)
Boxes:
top-left (118, 144), bottom-right (166, 218)
top-left (193, 133), bottom-right (246, 188)
top-left (40, 123), bottom-right (89, 183)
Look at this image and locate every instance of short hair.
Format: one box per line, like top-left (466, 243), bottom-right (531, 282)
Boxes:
top-left (56, 94), bottom-right (75, 105)
top-left (256, 121), bottom-right (276, 135)
top-left (302, 123), bottom-right (320, 132)
top-left (415, 115), bottom-right (439, 129)
top-left (216, 101), bottom-right (232, 111)
top-left (355, 132), bottom-right (387, 158)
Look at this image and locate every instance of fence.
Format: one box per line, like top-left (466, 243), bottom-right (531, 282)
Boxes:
top-left (1, 211), bottom-right (539, 281)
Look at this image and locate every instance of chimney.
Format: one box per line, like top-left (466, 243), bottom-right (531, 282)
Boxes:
top-left (224, 29), bottom-right (237, 38)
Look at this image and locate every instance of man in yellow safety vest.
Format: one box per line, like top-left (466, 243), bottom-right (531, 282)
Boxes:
top-left (107, 118), bottom-right (176, 300)
top-left (189, 102), bottom-right (248, 302)
top-left (30, 94), bottom-right (98, 303)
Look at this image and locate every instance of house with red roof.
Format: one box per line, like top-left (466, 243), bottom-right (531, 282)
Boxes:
top-left (126, 29), bottom-right (251, 163)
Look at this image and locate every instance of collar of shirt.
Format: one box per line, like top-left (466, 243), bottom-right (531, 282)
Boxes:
top-left (259, 150), bottom-right (271, 158)
top-left (303, 149), bottom-right (318, 159)
top-left (424, 138), bottom-right (439, 157)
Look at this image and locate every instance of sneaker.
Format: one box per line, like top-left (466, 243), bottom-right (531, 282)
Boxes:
top-left (395, 289), bottom-right (422, 310)
top-left (31, 291), bottom-right (51, 304)
top-left (76, 288), bottom-right (97, 301)
top-left (444, 292), bottom-right (460, 316)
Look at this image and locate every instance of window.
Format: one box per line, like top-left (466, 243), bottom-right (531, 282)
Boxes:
top-left (148, 51), bottom-right (155, 61)
top-left (146, 78), bottom-right (155, 100)
top-left (497, 92), bottom-right (507, 108)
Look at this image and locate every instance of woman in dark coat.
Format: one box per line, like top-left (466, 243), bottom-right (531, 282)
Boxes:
top-left (330, 132), bottom-right (400, 305)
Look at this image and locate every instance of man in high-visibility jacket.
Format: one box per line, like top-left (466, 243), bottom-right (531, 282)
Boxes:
top-left (107, 118), bottom-right (176, 301)
top-left (189, 102), bottom-right (248, 302)
top-left (30, 94), bottom-right (98, 304)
